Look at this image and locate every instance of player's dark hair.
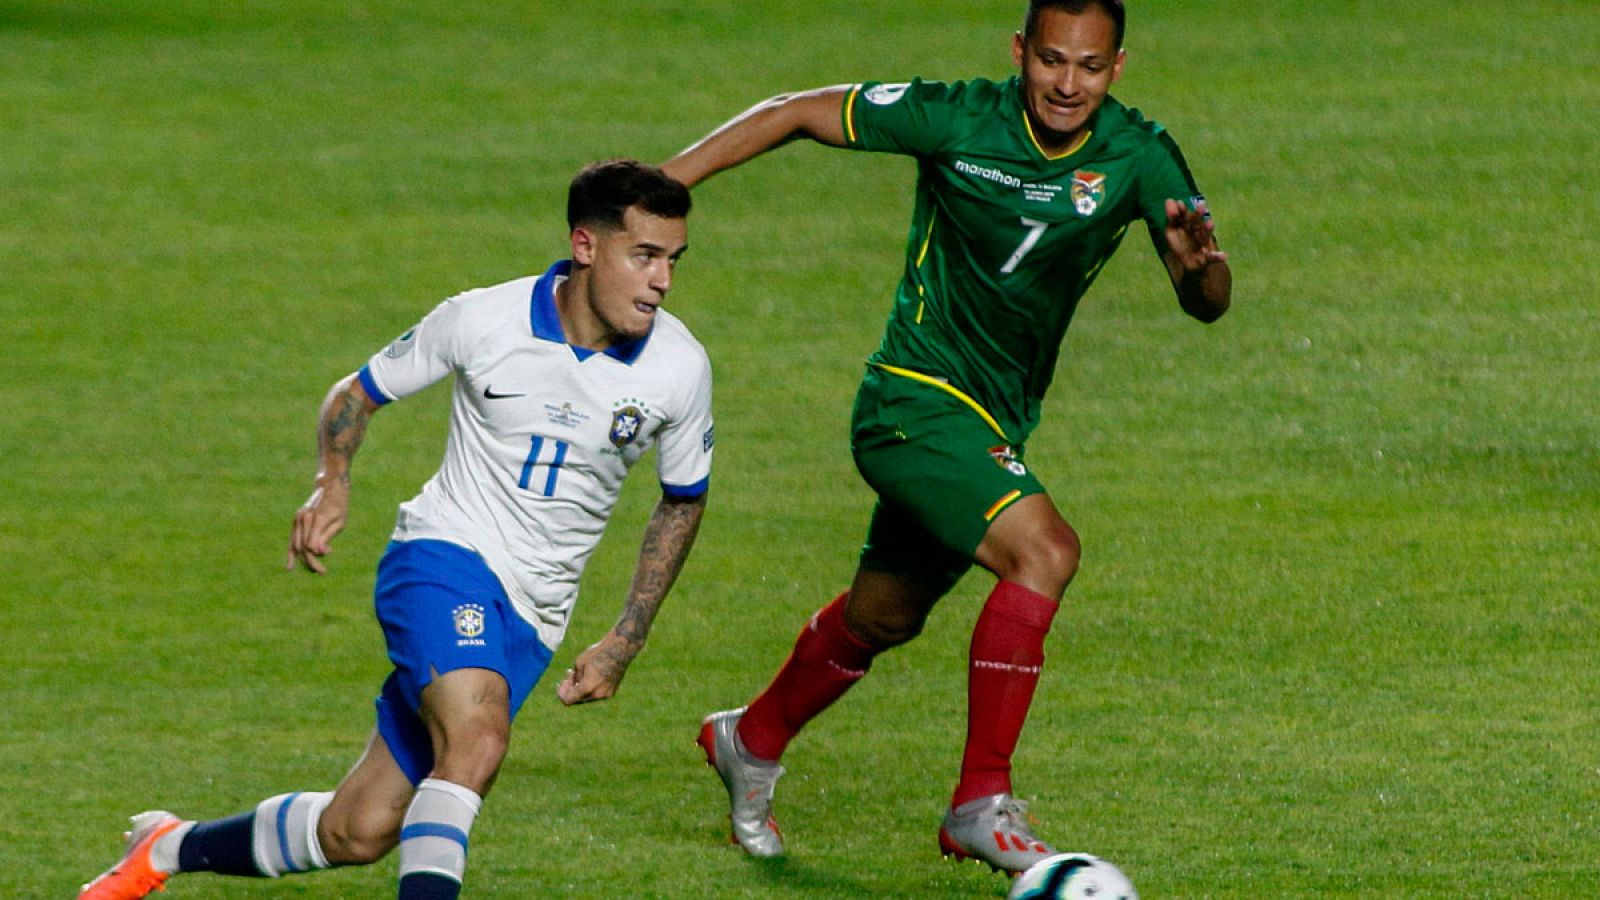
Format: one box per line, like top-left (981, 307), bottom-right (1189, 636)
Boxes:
top-left (1024, 0), bottom-right (1126, 49)
top-left (567, 159), bottom-right (691, 231)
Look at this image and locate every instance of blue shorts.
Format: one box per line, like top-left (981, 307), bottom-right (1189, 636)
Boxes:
top-left (372, 539), bottom-right (553, 785)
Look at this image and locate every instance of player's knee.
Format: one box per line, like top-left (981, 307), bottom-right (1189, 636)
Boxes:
top-left (1040, 521), bottom-right (1081, 582)
top-left (1012, 521), bottom-right (1081, 595)
top-left (434, 716), bottom-right (510, 791)
top-left (318, 809), bottom-right (399, 866)
top-left (845, 605), bottom-right (926, 650)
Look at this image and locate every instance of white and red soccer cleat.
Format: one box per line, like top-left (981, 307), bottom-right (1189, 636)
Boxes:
top-left (938, 793), bottom-right (1056, 875)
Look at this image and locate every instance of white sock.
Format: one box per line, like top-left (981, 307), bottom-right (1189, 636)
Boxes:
top-left (250, 791), bottom-right (334, 877)
top-left (397, 778), bottom-right (482, 885)
top-left (149, 821), bottom-right (196, 874)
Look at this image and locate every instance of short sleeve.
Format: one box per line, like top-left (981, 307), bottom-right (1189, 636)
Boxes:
top-left (843, 78), bottom-right (965, 157)
top-left (359, 294), bottom-right (468, 405)
top-left (1136, 129), bottom-right (1208, 251)
top-left (654, 347), bottom-right (714, 498)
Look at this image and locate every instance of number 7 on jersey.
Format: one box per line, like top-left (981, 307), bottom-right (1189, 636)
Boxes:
top-left (1001, 217), bottom-right (1049, 274)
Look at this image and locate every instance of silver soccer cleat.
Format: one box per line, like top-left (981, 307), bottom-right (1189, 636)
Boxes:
top-left (697, 707), bottom-right (785, 857)
top-left (938, 793), bottom-right (1056, 875)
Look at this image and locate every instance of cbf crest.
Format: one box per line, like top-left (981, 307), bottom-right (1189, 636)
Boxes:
top-left (609, 399), bottom-right (651, 448)
top-left (452, 603), bottom-right (487, 647)
top-left (1070, 170), bottom-right (1106, 217)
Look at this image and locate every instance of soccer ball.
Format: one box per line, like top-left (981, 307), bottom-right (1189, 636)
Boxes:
top-left (1007, 852), bottom-right (1138, 900)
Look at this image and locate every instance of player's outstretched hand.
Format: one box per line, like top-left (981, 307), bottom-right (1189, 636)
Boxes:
top-left (556, 633), bottom-right (636, 705)
top-left (287, 484), bottom-right (349, 574)
top-left (1163, 197), bottom-right (1228, 272)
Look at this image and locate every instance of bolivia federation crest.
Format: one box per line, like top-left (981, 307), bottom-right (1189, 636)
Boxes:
top-left (988, 444), bottom-right (1028, 477)
top-left (1070, 170), bottom-right (1106, 217)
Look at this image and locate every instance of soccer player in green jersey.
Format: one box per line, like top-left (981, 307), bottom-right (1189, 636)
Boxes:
top-left (665, 0), bottom-right (1231, 874)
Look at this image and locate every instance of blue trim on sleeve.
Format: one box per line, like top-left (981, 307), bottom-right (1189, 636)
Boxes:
top-left (357, 365), bottom-right (394, 406)
top-left (661, 476), bottom-right (709, 499)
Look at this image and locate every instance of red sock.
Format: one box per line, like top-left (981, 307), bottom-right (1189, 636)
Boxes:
top-left (736, 593), bottom-right (878, 762)
top-left (953, 580), bottom-right (1059, 809)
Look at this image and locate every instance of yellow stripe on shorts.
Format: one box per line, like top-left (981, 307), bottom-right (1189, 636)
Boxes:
top-left (871, 363), bottom-right (1010, 442)
top-left (985, 489), bottom-right (1024, 522)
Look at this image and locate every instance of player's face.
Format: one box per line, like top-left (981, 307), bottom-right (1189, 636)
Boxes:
top-left (1012, 5), bottom-right (1125, 151)
top-left (573, 207), bottom-right (688, 343)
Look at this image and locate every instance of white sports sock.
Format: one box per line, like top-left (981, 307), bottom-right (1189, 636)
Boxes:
top-left (149, 821), bottom-right (196, 874)
top-left (250, 791), bottom-right (334, 877)
top-left (397, 778), bottom-right (482, 885)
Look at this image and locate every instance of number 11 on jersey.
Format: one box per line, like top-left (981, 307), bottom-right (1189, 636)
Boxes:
top-left (519, 435), bottom-right (570, 496)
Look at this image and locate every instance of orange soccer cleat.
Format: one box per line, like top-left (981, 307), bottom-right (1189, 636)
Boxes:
top-left (79, 811), bottom-right (183, 900)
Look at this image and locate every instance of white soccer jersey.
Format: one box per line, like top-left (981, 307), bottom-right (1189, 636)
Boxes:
top-left (359, 260), bottom-right (714, 649)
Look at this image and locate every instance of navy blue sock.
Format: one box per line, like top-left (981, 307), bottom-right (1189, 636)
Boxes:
top-left (177, 812), bottom-right (267, 877)
top-left (398, 871), bottom-right (462, 899)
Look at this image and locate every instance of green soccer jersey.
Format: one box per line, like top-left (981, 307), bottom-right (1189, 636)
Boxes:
top-left (843, 76), bottom-right (1206, 442)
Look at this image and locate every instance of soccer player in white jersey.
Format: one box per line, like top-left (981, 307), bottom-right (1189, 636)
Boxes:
top-left (80, 160), bottom-right (715, 900)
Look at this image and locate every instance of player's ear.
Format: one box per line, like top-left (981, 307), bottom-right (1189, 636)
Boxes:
top-left (1011, 30), bottom-right (1026, 68)
top-left (1111, 47), bottom-right (1127, 83)
top-left (570, 225), bottom-right (599, 265)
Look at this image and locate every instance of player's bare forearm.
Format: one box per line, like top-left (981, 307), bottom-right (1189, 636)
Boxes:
top-left (555, 492), bottom-right (706, 705)
top-left (1160, 197), bottom-right (1232, 323)
top-left (612, 491), bottom-right (707, 651)
top-left (1176, 257), bottom-right (1232, 323)
top-left (662, 87), bottom-right (851, 188)
top-left (288, 373), bottom-right (380, 572)
top-left (317, 373), bottom-right (379, 488)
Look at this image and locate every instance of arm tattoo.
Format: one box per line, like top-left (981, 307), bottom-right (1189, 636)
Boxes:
top-left (612, 494), bottom-right (707, 652)
top-left (318, 379), bottom-right (373, 486)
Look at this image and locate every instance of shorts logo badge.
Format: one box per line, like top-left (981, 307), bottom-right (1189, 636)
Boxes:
top-left (609, 404), bottom-right (645, 447)
top-left (453, 604), bottom-right (487, 646)
top-left (1070, 170), bottom-right (1106, 217)
top-left (989, 444), bottom-right (1028, 477)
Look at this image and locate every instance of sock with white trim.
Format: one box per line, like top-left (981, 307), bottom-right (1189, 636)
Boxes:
top-left (397, 778), bottom-right (481, 899)
top-left (954, 580), bottom-right (1059, 808)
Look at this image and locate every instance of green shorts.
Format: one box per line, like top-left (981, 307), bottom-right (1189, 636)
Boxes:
top-left (850, 365), bottom-right (1044, 591)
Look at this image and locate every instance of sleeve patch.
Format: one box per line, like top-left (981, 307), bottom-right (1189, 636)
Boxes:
top-left (863, 82), bottom-right (910, 106)
top-left (382, 327), bottom-right (418, 359)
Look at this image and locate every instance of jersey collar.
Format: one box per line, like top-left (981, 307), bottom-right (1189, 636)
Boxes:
top-left (529, 259), bottom-right (650, 365)
top-left (1010, 76), bottom-right (1100, 162)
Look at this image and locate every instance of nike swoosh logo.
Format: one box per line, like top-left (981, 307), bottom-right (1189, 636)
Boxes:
top-left (483, 386), bottom-right (526, 400)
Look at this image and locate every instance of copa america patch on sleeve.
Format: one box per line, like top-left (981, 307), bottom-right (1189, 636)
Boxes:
top-left (864, 82), bottom-right (910, 105)
top-left (383, 327), bottom-right (418, 358)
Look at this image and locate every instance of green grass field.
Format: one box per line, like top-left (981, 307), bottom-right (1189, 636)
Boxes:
top-left (5, 0), bottom-right (1598, 896)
